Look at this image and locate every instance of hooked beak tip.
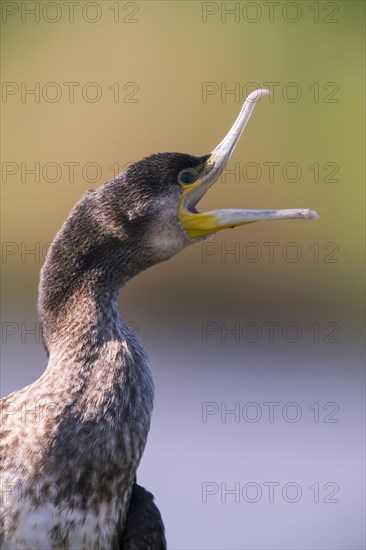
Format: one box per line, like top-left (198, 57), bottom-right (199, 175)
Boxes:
top-left (302, 209), bottom-right (320, 220)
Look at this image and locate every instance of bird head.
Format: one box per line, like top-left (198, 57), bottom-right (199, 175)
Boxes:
top-left (92, 89), bottom-right (318, 268)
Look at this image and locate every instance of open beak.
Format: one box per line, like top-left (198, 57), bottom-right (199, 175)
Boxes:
top-left (178, 89), bottom-right (319, 239)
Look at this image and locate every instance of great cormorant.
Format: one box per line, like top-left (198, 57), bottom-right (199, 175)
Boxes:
top-left (0, 89), bottom-right (318, 549)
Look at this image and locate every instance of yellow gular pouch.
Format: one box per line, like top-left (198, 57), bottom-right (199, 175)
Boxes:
top-left (176, 165), bottom-right (229, 239)
top-left (178, 205), bottom-right (253, 239)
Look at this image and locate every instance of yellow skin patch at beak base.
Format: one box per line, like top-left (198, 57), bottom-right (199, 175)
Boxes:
top-left (177, 178), bottom-right (251, 239)
top-left (178, 208), bottom-right (219, 239)
top-left (178, 201), bottom-right (250, 239)
top-left (177, 176), bottom-right (215, 239)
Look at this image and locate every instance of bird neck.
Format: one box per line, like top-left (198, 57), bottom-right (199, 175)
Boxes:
top-left (41, 278), bottom-right (121, 364)
top-left (37, 225), bottom-right (155, 422)
top-left (37, 202), bottom-right (152, 381)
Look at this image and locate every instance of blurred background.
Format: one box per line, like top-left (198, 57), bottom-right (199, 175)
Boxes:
top-left (1, 1), bottom-right (364, 548)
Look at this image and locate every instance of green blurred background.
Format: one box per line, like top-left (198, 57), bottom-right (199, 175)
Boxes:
top-left (1, 1), bottom-right (365, 548)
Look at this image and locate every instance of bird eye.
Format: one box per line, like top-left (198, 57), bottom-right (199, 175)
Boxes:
top-left (178, 169), bottom-right (197, 186)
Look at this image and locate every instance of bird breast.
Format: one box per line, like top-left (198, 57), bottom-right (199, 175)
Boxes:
top-left (0, 336), bottom-right (154, 549)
